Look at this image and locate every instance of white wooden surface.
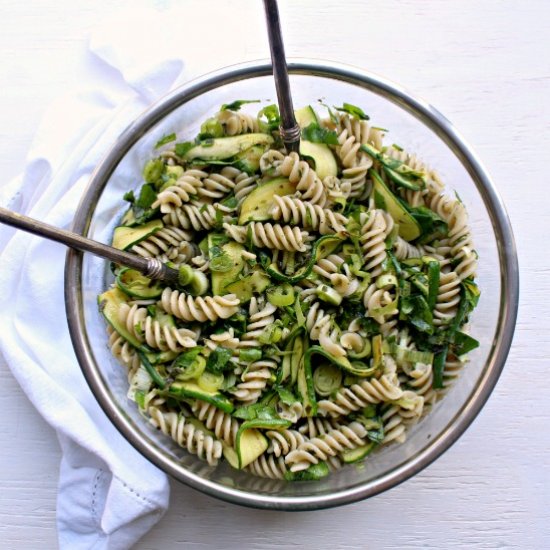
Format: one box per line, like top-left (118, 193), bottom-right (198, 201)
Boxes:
top-left (1, 0), bottom-right (548, 548)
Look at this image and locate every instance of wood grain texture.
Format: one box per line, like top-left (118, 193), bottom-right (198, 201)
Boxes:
top-left (1, 0), bottom-right (549, 548)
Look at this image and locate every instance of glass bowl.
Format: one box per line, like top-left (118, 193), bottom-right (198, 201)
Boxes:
top-left (65, 59), bottom-right (519, 510)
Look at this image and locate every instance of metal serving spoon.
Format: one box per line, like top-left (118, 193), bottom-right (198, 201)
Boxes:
top-left (0, 2), bottom-right (299, 282)
top-left (0, 207), bottom-right (183, 286)
top-left (263, 0), bottom-right (301, 153)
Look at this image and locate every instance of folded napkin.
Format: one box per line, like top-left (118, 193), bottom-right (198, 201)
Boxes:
top-left (0, 6), bottom-right (215, 548)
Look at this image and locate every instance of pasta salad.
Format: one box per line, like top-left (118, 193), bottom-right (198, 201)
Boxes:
top-left (98, 100), bottom-right (480, 481)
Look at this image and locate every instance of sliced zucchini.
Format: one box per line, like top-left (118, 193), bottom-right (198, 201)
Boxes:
top-left (239, 418), bottom-right (292, 431)
top-left (341, 441), bottom-right (377, 464)
top-left (297, 337), bottom-right (317, 417)
top-left (98, 288), bottom-right (143, 350)
top-left (225, 268), bottom-right (271, 303)
top-left (209, 239), bottom-right (245, 295)
top-left (278, 327), bottom-right (306, 385)
top-left (120, 207), bottom-right (137, 227)
top-left (371, 169), bottom-right (421, 241)
top-left (184, 134), bottom-right (274, 162)
top-left (234, 144), bottom-right (265, 174)
top-left (222, 444), bottom-right (240, 469)
top-left (116, 268), bottom-right (164, 299)
top-left (305, 346), bottom-right (376, 378)
top-left (238, 177), bottom-right (295, 224)
top-left (167, 381), bottom-right (234, 413)
top-left (295, 106), bottom-right (338, 180)
top-left (112, 219), bottom-right (163, 250)
top-left (235, 427), bottom-right (268, 469)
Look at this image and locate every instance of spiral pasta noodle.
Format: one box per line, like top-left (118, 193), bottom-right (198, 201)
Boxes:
top-left (152, 169), bottom-right (206, 211)
top-left (162, 201), bottom-right (220, 231)
top-left (131, 226), bottom-right (195, 259)
top-left (359, 209), bottom-right (393, 276)
top-left (216, 109), bottom-right (259, 135)
top-left (271, 195), bottom-right (348, 235)
top-left (285, 421), bottom-right (367, 472)
top-left (246, 454), bottom-right (288, 479)
top-left (148, 406), bottom-right (222, 466)
top-left (191, 400), bottom-right (240, 447)
top-left (317, 375), bottom-right (403, 417)
top-left (224, 222), bottom-right (309, 252)
top-left (277, 152), bottom-right (327, 206)
top-left (160, 288), bottom-right (240, 322)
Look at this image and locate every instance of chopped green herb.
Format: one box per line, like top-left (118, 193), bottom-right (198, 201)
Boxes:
top-left (221, 99), bottom-right (261, 111)
top-left (301, 122), bottom-right (339, 145)
top-left (335, 102), bottom-right (370, 120)
top-left (205, 347), bottom-right (233, 374)
top-left (174, 141), bottom-right (195, 157)
top-left (155, 132), bottom-right (176, 149)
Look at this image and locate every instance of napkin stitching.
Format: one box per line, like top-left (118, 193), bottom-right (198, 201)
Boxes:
top-left (91, 468), bottom-right (105, 524)
top-left (114, 475), bottom-right (162, 510)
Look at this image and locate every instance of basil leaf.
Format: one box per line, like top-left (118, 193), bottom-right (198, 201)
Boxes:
top-left (462, 278), bottom-right (480, 311)
top-left (174, 141), bottom-right (195, 157)
top-left (453, 331), bottom-right (480, 355)
top-left (275, 386), bottom-right (299, 406)
top-left (258, 104), bottom-right (280, 132)
top-left (135, 184), bottom-right (157, 209)
top-left (408, 205), bottom-right (448, 242)
top-left (155, 133), bottom-right (176, 149)
top-left (220, 194), bottom-right (238, 209)
top-left (301, 122), bottom-right (339, 145)
top-left (221, 99), bottom-right (260, 111)
top-left (123, 190), bottom-right (135, 203)
top-left (335, 102), bottom-right (370, 120)
top-left (205, 347), bottom-right (233, 374)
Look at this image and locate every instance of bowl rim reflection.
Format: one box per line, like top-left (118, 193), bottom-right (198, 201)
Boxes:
top-left (65, 58), bottom-right (519, 510)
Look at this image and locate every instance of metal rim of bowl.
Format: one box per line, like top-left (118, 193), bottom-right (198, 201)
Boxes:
top-left (65, 58), bottom-right (519, 510)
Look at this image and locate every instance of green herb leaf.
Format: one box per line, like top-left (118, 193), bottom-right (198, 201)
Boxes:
top-left (239, 348), bottom-right (262, 363)
top-left (135, 184), bottom-right (157, 209)
top-left (301, 122), bottom-right (339, 145)
top-left (335, 102), bottom-right (370, 120)
top-left (462, 278), bottom-right (480, 311)
top-left (220, 194), bottom-right (238, 209)
top-left (408, 206), bottom-right (448, 242)
top-left (221, 99), bottom-right (261, 111)
top-left (123, 190), bottom-right (135, 203)
top-left (155, 133), bottom-right (176, 149)
top-left (284, 461), bottom-right (330, 481)
top-left (257, 104), bottom-right (280, 132)
top-left (275, 386), bottom-right (299, 406)
top-left (453, 331), bottom-right (479, 355)
top-left (205, 347), bottom-right (233, 375)
top-left (174, 141), bottom-right (195, 157)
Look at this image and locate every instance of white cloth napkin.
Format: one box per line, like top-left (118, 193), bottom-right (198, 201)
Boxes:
top-left (0, 5), bottom-right (214, 548)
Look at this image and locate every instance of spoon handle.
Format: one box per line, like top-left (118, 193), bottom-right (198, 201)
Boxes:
top-left (0, 206), bottom-right (181, 286)
top-left (263, 0), bottom-right (301, 153)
